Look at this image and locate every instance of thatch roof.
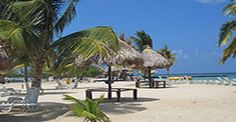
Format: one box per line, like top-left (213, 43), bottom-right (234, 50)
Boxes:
top-left (105, 40), bottom-right (143, 65)
top-left (111, 65), bottom-right (132, 72)
top-left (140, 46), bottom-right (170, 69)
top-left (75, 40), bottom-right (143, 66)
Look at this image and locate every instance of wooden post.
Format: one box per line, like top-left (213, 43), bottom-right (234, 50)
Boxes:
top-left (117, 89), bottom-right (121, 102)
top-left (133, 89), bottom-right (137, 100)
top-left (148, 67), bottom-right (153, 88)
top-left (108, 65), bottom-right (112, 99)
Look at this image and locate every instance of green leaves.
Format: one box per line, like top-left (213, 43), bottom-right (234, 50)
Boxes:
top-left (219, 37), bottom-right (236, 63)
top-left (218, 20), bottom-right (236, 46)
top-left (54, 0), bottom-right (80, 34)
top-left (218, 2), bottom-right (236, 63)
top-left (53, 26), bottom-right (119, 69)
top-left (224, 3), bottom-right (236, 16)
top-left (158, 45), bottom-right (176, 67)
top-left (0, 20), bottom-right (26, 50)
top-left (131, 30), bottom-right (153, 52)
top-left (64, 95), bottom-right (110, 122)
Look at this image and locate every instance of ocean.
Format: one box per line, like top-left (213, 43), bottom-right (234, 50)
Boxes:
top-left (4, 72), bottom-right (236, 82)
top-left (135, 72), bottom-right (236, 81)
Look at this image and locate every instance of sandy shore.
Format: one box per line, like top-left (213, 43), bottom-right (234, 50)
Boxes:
top-left (0, 81), bottom-right (236, 122)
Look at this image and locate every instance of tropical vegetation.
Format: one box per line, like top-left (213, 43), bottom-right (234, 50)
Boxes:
top-left (131, 30), bottom-right (153, 52)
top-left (157, 45), bottom-right (176, 76)
top-left (218, 0), bottom-right (236, 63)
top-left (0, 0), bottom-right (119, 88)
top-left (64, 95), bottom-right (110, 122)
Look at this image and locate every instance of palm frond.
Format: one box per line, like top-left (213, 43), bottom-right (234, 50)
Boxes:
top-left (52, 26), bottom-right (119, 69)
top-left (218, 20), bottom-right (236, 46)
top-left (219, 37), bottom-right (236, 63)
top-left (224, 3), bottom-right (236, 16)
top-left (0, 20), bottom-right (26, 49)
top-left (54, 0), bottom-right (80, 34)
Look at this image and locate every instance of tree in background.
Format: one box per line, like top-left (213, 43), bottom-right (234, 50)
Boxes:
top-left (131, 30), bottom-right (153, 52)
top-left (218, 0), bottom-right (236, 63)
top-left (157, 45), bottom-right (176, 76)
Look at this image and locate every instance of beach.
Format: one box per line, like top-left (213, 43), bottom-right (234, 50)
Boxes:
top-left (0, 81), bottom-right (236, 122)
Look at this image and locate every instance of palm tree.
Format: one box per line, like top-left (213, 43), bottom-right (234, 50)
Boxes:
top-left (218, 0), bottom-right (236, 63)
top-left (64, 95), bottom-right (110, 122)
top-left (157, 45), bottom-right (176, 76)
top-left (0, 0), bottom-right (119, 88)
top-left (131, 30), bottom-right (153, 52)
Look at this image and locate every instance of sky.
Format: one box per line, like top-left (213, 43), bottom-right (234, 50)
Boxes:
top-left (63, 0), bottom-right (236, 74)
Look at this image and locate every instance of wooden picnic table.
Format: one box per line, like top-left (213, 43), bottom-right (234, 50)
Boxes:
top-left (136, 80), bottom-right (166, 88)
top-left (85, 88), bottom-right (137, 102)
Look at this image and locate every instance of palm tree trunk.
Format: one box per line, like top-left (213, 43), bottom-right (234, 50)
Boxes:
top-left (24, 64), bottom-right (29, 90)
top-left (0, 74), bottom-right (5, 84)
top-left (31, 59), bottom-right (44, 88)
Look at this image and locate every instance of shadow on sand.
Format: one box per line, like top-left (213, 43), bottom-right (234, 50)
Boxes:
top-left (0, 97), bottom-right (159, 121)
top-left (100, 97), bottom-right (159, 115)
top-left (0, 102), bottom-right (71, 122)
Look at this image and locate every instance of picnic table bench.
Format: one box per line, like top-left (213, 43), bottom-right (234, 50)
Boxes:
top-left (85, 88), bottom-right (137, 102)
top-left (136, 80), bottom-right (166, 88)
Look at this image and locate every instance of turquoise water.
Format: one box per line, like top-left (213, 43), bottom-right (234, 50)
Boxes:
top-left (134, 72), bottom-right (236, 81)
top-left (5, 72), bottom-right (236, 82)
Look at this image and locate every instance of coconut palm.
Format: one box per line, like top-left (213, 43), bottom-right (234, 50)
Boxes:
top-left (218, 0), bottom-right (236, 63)
top-left (64, 95), bottom-right (110, 122)
top-left (131, 30), bottom-right (153, 52)
top-left (0, 0), bottom-right (119, 88)
top-left (157, 45), bottom-right (176, 76)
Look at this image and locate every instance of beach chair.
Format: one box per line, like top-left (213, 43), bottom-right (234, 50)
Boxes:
top-left (231, 78), bottom-right (236, 86)
top-left (55, 80), bottom-right (69, 89)
top-left (0, 85), bottom-right (21, 97)
top-left (70, 79), bottom-right (78, 89)
top-left (221, 77), bottom-right (231, 86)
top-left (216, 77), bottom-right (224, 85)
top-left (0, 87), bottom-right (39, 113)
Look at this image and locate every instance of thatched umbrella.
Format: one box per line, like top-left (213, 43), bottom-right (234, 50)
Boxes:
top-left (140, 46), bottom-right (170, 83)
top-left (75, 40), bottom-right (143, 99)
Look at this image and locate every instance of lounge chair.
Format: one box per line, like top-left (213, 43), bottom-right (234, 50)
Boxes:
top-left (231, 78), bottom-right (236, 86)
top-left (0, 87), bottom-right (39, 113)
top-left (55, 79), bottom-right (78, 89)
top-left (0, 85), bottom-right (21, 97)
top-left (222, 77), bottom-right (230, 86)
top-left (216, 77), bottom-right (224, 85)
top-left (55, 80), bottom-right (70, 89)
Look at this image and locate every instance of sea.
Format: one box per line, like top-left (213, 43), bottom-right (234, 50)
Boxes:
top-left (134, 72), bottom-right (236, 81)
top-left (4, 72), bottom-right (236, 82)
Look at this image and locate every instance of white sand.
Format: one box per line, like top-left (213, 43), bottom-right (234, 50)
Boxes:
top-left (1, 81), bottom-right (236, 122)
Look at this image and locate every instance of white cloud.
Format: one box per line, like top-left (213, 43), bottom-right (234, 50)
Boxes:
top-left (173, 49), bottom-right (183, 55)
top-left (196, 0), bottom-right (226, 4)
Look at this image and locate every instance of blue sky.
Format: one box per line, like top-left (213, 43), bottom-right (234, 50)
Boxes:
top-left (63, 0), bottom-right (236, 74)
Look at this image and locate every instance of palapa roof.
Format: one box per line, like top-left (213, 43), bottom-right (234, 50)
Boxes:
top-left (105, 40), bottom-right (143, 65)
top-left (140, 46), bottom-right (170, 69)
top-left (75, 40), bottom-right (143, 67)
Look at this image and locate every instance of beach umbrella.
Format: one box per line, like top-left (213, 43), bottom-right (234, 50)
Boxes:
top-left (103, 40), bottom-right (143, 98)
top-left (75, 40), bottom-right (143, 99)
top-left (140, 46), bottom-right (170, 83)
